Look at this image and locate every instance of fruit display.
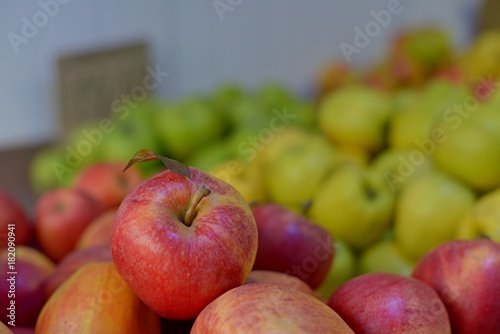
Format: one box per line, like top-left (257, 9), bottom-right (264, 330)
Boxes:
top-left (0, 27), bottom-right (499, 332)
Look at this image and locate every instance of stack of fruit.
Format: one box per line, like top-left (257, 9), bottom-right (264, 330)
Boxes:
top-left (0, 27), bottom-right (498, 332)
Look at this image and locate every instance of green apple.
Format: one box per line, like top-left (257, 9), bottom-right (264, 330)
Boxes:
top-left (394, 171), bottom-right (476, 260)
top-left (367, 148), bottom-right (434, 193)
top-left (309, 164), bottom-right (394, 250)
top-left (456, 188), bottom-right (500, 243)
top-left (433, 105), bottom-right (500, 192)
top-left (154, 98), bottom-right (225, 160)
top-left (186, 141), bottom-right (233, 172)
top-left (315, 239), bottom-right (357, 300)
top-left (210, 158), bottom-right (266, 204)
top-left (265, 133), bottom-right (339, 208)
top-left (388, 80), bottom-right (469, 149)
top-left (255, 82), bottom-right (293, 111)
top-left (318, 85), bottom-right (392, 153)
top-left (30, 146), bottom-right (75, 193)
top-left (358, 239), bottom-right (415, 276)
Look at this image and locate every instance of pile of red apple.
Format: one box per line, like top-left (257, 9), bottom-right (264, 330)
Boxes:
top-left (1, 149), bottom-right (499, 333)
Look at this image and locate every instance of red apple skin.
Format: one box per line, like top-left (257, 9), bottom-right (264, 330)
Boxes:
top-left (412, 239), bottom-right (500, 334)
top-left (251, 204), bottom-right (334, 289)
top-left (192, 283), bottom-right (354, 333)
top-left (9, 328), bottom-right (34, 334)
top-left (76, 208), bottom-right (117, 249)
top-left (35, 188), bottom-right (103, 262)
top-left (0, 246), bottom-right (55, 327)
top-left (75, 162), bottom-right (143, 210)
top-left (45, 245), bottom-right (112, 297)
top-left (36, 262), bottom-right (161, 333)
top-left (0, 190), bottom-right (31, 248)
top-left (245, 270), bottom-right (314, 296)
top-left (327, 273), bottom-right (451, 334)
top-left (111, 167), bottom-right (258, 320)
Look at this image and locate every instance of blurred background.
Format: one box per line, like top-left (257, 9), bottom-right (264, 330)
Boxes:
top-left (0, 0), bottom-right (495, 210)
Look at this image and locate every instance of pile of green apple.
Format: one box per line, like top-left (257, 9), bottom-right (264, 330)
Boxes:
top-left (4, 27), bottom-right (499, 332)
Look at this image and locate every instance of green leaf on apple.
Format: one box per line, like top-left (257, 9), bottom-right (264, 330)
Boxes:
top-left (124, 149), bottom-right (191, 179)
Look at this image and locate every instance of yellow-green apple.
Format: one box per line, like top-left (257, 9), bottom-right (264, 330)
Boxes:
top-left (318, 85), bottom-right (391, 153)
top-left (210, 159), bottom-right (266, 204)
top-left (456, 188), bottom-right (500, 242)
top-left (36, 262), bottom-right (161, 333)
top-left (110, 150), bottom-right (258, 320)
top-left (388, 79), bottom-right (469, 149)
top-left (367, 148), bottom-right (434, 193)
top-left (251, 203), bottom-right (334, 289)
top-left (76, 208), bottom-right (117, 249)
top-left (191, 283), bottom-right (354, 333)
top-left (394, 171), bottom-right (475, 260)
top-left (327, 273), bottom-right (451, 333)
top-left (257, 126), bottom-right (310, 167)
top-left (412, 239), bottom-right (500, 334)
top-left (434, 104), bottom-right (500, 192)
top-left (0, 246), bottom-right (55, 327)
top-left (75, 162), bottom-right (143, 210)
top-left (45, 245), bottom-right (112, 297)
top-left (245, 270), bottom-right (314, 296)
top-left (29, 147), bottom-right (74, 194)
top-left (0, 190), bottom-right (31, 248)
top-left (358, 239), bottom-right (415, 276)
top-left (265, 133), bottom-right (338, 208)
top-left (185, 140), bottom-right (233, 172)
top-left (316, 61), bottom-right (355, 98)
top-left (315, 239), bottom-right (357, 300)
top-left (309, 165), bottom-right (394, 249)
top-left (35, 188), bottom-right (103, 262)
top-left (459, 30), bottom-right (500, 82)
top-left (153, 99), bottom-right (225, 160)
top-left (336, 145), bottom-right (370, 167)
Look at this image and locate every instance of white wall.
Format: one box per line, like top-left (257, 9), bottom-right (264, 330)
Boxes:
top-left (0, 0), bottom-right (480, 150)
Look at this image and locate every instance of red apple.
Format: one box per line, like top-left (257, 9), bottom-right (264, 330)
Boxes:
top-left (327, 273), bottom-right (451, 333)
top-left (0, 246), bottom-right (55, 327)
top-left (76, 208), bottom-right (117, 249)
top-left (35, 188), bottom-right (103, 261)
top-left (245, 270), bottom-right (314, 296)
top-left (251, 203), bottom-right (334, 289)
top-left (191, 283), bottom-right (354, 333)
top-left (75, 162), bottom-right (143, 210)
top-left (412, 239), bottom-right (500, 334)
top-left (111, 150), bottom-right (258, 320)
top-left (45, 245), bottom-right (112, 297)
top-left (0, 190), bottom-right (31, 248)
top-left (36, 262), bottom-right (161, 333)
top-left (9, 328), bottom-right (34, 334)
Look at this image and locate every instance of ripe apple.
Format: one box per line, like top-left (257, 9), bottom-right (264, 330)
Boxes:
top-left (245, 270), bottom-right (314, 296)
top-left (394, 171), bottom-right (475, 260)
top-left (36, 262), bottom-right (161, 333)
top-left (318, 85), bottom-right (391, 153)
top-left (0, 190), bottom-right (31, 248)
top-left (315, 239), bottom-right (357, 300)
top-left (35, 188), bottom-right (103, 261)
top-left (111, 150), bottom-right (258, 320)
top-left (0, 246), bottom-right (55, 326)
top-left (412, 239), bottom-right (500, 334)
top-left (265, 132), bottom-right (339, 208)
top-left (75, 162), bottom-right (143, 210)
top-left (45, 245), bottom-right (112, 297)
top-left (309, 164), bottom-right (394, 249)
top-left (358, 239), bottom-right (415, 276)
top-left (76, 208), bottom-right (117, 249)
top-left (252, 203), bottom-right (334, 289)
top-left (327, 273), bottom-right (451, 333)
top-left (191, 283), bottom-right (354, 333)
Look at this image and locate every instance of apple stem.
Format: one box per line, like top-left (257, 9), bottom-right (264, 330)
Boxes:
top-left (183, 185), bottom-right (211, 227)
